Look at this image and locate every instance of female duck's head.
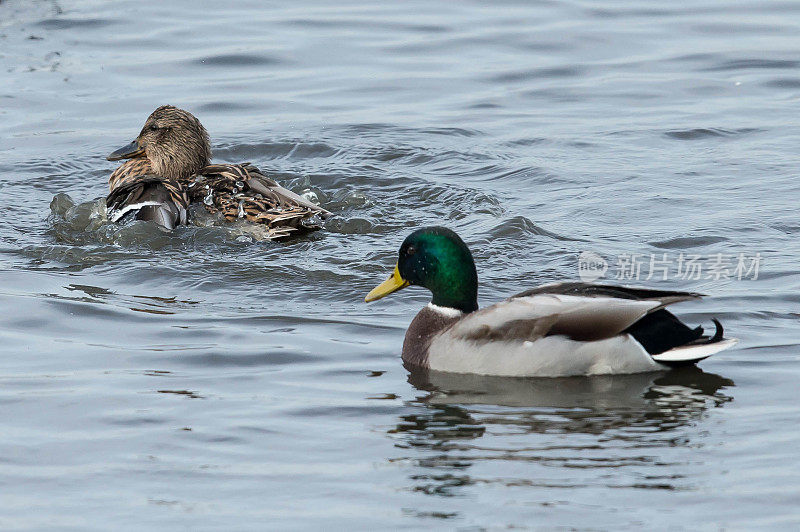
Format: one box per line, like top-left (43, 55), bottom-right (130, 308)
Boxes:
top-left (366, 226), bottom-right (479, 313)
top-left (107, 105), bottom-right (211, 181)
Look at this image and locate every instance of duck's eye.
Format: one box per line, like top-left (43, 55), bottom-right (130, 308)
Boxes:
top-left (406, 245), bottom-right (416, 256)
top-left (149, 125), bottom-right (159, 132)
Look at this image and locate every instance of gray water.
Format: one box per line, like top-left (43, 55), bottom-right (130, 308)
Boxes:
top-left (1, 0), bottom-right (799, 529)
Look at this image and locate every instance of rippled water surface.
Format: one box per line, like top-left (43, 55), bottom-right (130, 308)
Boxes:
top-left (2, 0), bottom-right (800, 529)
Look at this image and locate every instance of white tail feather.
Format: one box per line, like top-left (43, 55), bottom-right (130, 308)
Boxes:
top-left (652, 338), bottom-right (738, 364)
top-left (108, 201), bottom-right (163, 222)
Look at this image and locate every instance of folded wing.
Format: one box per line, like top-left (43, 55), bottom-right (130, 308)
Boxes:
top-left (106, 176), bottom-right (188, 230)
top-left (449, 291), bottom-right (665, 344)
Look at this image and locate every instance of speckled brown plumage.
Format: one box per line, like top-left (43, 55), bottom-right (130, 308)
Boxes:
top-left (183, 163), bottom-right (329, 232)
top-left (109, 158), bottom-right (154, 191)
top-left (107, 105), bottom-right (330, 235)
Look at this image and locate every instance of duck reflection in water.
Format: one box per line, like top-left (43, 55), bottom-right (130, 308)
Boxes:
top-left (389, 366), bottom-right (733, 497)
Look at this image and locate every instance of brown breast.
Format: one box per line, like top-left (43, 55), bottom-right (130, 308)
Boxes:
top-left (402, 306), bottom-right (462, 368)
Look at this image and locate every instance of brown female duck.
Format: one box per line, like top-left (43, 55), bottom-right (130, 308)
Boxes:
top-left (106, 105), bottom-right (331, 235)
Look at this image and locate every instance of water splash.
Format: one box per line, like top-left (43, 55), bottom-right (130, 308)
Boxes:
top-left (301, 188), bottom-right (320, 205)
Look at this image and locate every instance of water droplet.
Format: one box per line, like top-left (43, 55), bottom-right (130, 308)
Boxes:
top-left (203, 189), bottom-right (214, 206)
top-left (237, 200), bottom-right (245, 219)
top-left (301, 188), bottom-right (320, 205)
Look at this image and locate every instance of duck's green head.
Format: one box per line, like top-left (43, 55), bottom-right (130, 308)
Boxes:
top-left (365, 226), bottom-right (478, 313)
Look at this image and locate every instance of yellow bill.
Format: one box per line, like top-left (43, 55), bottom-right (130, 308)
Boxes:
top-left (365, 263), bottom-right (409, 302)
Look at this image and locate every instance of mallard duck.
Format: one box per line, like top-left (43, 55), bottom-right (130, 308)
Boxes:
top-left (106, 105), bottom-right (331, 235)
top-left (365, 227), bottom-right (737, 377)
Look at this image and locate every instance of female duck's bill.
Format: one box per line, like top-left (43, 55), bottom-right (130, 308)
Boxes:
top-left (107, 139), bottom-right (144, 161)
top-left (365, 226), bottom-right (737, 378)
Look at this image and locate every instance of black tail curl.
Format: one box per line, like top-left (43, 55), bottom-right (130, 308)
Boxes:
top-left (707, 318), bottom-right (724, 343)
top-left (625, 310), bottom-right (725, 355)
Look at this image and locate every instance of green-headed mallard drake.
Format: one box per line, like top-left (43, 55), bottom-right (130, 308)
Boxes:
top-left (106, 105), bottom-right (331, 236)
top-left (365, 227), bottom-right (737, 377)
